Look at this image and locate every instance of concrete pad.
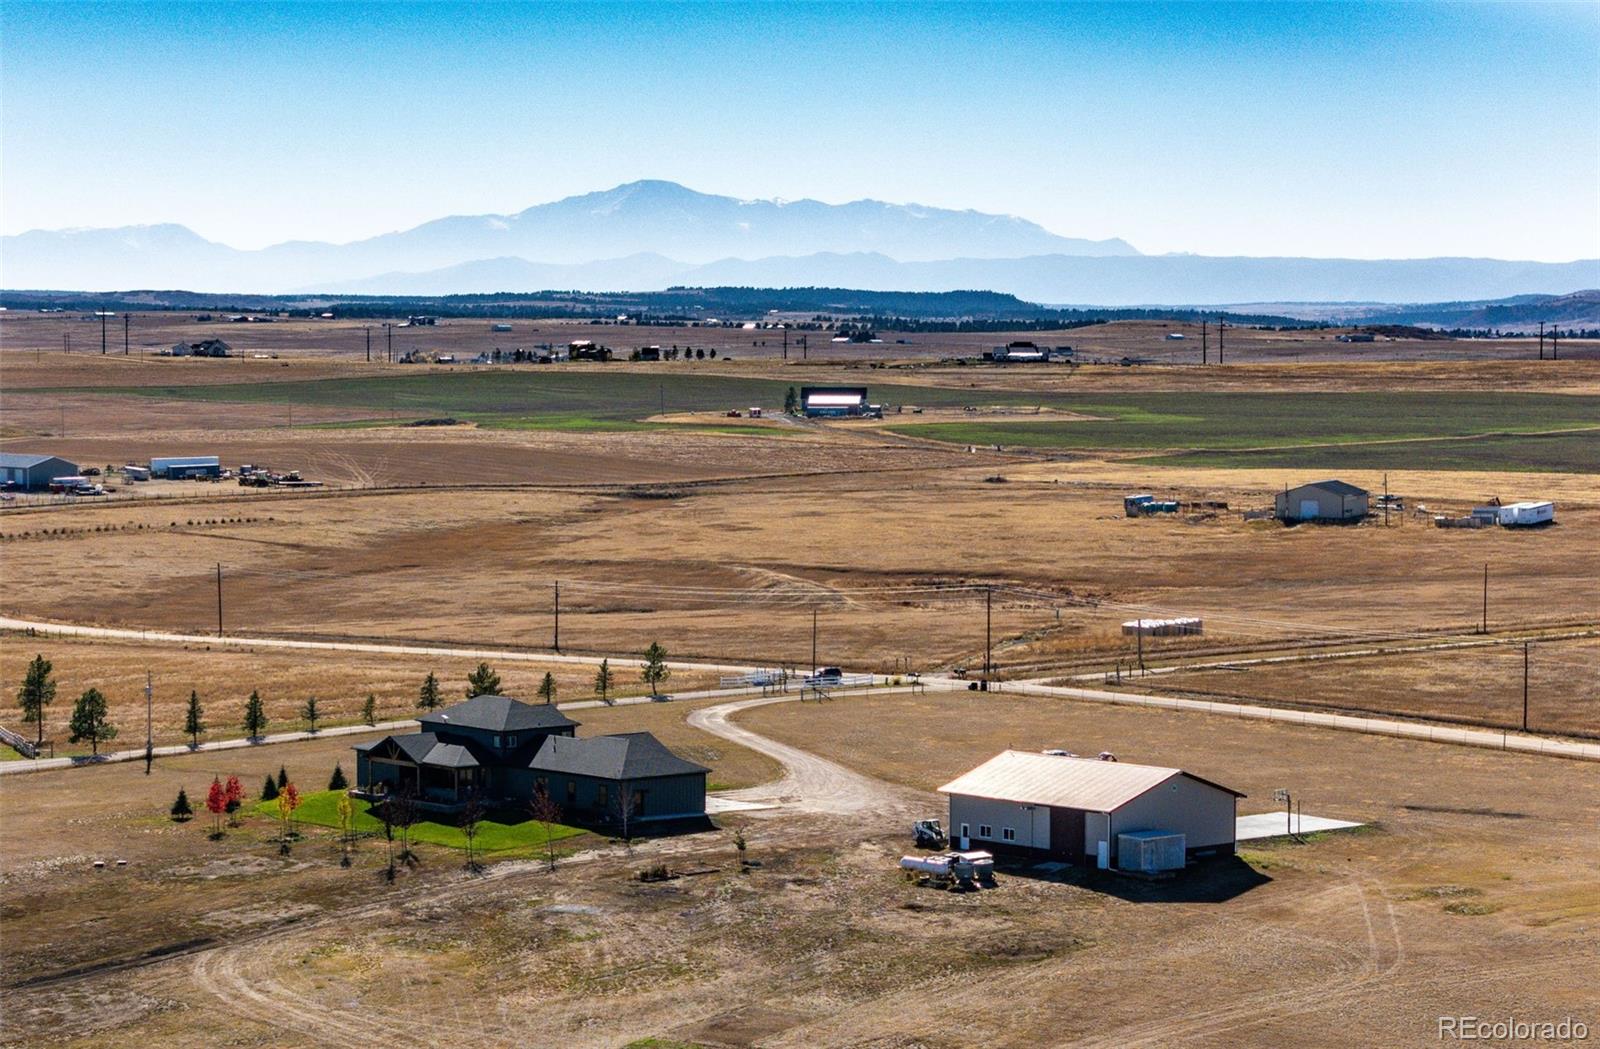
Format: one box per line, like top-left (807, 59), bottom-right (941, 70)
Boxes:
top-left (1236, 812), bottom-right (1365, 841)
top-left (706, 796), bottom-right (777, 814)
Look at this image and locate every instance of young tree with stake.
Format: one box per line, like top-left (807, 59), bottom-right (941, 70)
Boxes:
top-left (184, 690), bottom-right (205, 749)
top-left (300, 695), bottom-right (320, 734)
top-left (336, 793), bottom-right (355, 868)
top-left (68, 687), bottom-right (117, 755)
top-left (529, 784), bottom-right (564, 873)
top-left (460, 790), bottom-right (485, 872)
top-left (224, 774), bottom-right (244, 824)
top-left (16, 654), bottom-right (56, 749)
top-left (536, 672), bottom-right (557, 706)
top-left (594, 659), bottom-right (615, 706)
top-left (242, 690), bottom-right (268, 740)
top-left (417, 673), bottom-right (441, 711)
top-left (361, 693), bottom-right (378, 725)
top-left (640, 642), bottom-right (671, 697)
top-left (205, 776), bottom-right (227, 837)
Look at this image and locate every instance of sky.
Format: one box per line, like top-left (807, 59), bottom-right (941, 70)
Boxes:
top-left (2, 1), bottom-right (1597, 261)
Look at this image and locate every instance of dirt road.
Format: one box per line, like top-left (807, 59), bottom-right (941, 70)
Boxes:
top-left (688, 690), bottom-right (924, 816)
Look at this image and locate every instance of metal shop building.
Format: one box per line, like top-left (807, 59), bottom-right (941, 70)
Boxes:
top-left (0, 452), bottom-right (81, 491)
top-left (1274, 479), bottom-right (1369, 523)
top-left (939, 750), bottom-right (1243, 868)
top-left (800, 386), bottom-right (872, 418)
top-left (150, 455), bottom-right (222, 479)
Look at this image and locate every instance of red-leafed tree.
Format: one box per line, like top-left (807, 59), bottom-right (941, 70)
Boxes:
top-left (205, 776), bottom-right (227, 837)
top-left (223, 774), bottom-right (244, 825)
top-left (282, 782), bottom-right (301, 835)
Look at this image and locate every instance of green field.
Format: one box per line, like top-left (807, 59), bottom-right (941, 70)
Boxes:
top-left (259, 789), bottom-right (585, 854)
top-left (888, 392), bottom-right (1600, 472)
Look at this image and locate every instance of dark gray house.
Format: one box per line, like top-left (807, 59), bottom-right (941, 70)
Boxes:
top-left (353, 694), bottom-right (709, 828)
top-left (1, 452), bottom-right (80, 491)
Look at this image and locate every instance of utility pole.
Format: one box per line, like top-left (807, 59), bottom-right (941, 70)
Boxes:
top-left (101, 311), bottom-right (107, 354)
top-left (659, 383), bottom-right (665, 417)
top-left (216, 563), bottom-right (224, 638)
top-left (386, 323), bottom-right (393, 363)
top-left (1383, 473), bottom-right (1390, 527)
top-left (1136, 619), bottom-right (1145, 674)
top-left (1217, 315), bottom-right (1225, 365)
top-left (800, 334), bottom-right (808, 361)
top-left (1481, 562), bottom-right (1489, 635)
top-left (144, 671), bottom-right (154, 775)
top-left (123, 313), bottom-right (130, 355)
top-left (365, 326), bottom-right (371, 363)
top-left (553, 581), bottom-right (560, 652)
top-left (1538, 321), bottom-right (1545, 360)
top-left (782, 327), bottom-right (788, 361)
top-left (1201, 319), bottom-right (1208, 366)
top-left (984, 586), bottom-right (993, 686)
top-left (1522, 641), bottom-right (1530, 732)
top-left (811, 608), bottom-right (818, 673)
top-left (1551, 326), bottom-right (1559, 361)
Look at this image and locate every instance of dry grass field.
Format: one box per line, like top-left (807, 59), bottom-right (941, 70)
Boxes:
top-left (2, 321), bottom-right (1597, 1047)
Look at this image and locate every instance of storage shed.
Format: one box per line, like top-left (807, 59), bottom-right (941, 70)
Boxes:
top-left (939, 750), bottom-right (1244, 867)
top-left (1274, 479), bottom-right (1369, 522)
top-left (150, 455), bottom-right (222, 479)
top-left (0, 452), bottom-right (80, 491)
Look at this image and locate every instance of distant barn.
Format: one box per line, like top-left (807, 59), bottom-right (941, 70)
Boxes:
top-left (1274, 479), bottom-right (1369, 522)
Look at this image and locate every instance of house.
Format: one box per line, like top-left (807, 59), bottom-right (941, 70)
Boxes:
top-left (1335, 332), bottom-right (1376, 343)
top-left (150, 455), bottom-right (222, 479)
top-left (0, 452), bottom-right (80, 491)
top-left (353, 694), bottom-right (709, 827)
top-left (801, 386), bottom-right (872, 418)
top-left (939, 750), bottom-right (1244, 868)
top-left (1274, 479), bottom-right (1369, 522)
top-left (990, 341), bottom-right (1052, 363)
top-left (170, 339), bottom-right (232, 357)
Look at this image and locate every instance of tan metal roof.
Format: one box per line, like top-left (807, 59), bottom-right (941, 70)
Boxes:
top-left (938, 750), bottom-right (1241, 812)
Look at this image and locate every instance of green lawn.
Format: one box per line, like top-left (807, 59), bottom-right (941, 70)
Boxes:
top-left (1138, 429), bottom-right (1600, 473)
top-left (257, 789), bottom-right (586, 854)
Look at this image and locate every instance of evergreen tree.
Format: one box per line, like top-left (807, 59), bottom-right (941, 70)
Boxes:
top-left (417, 672), bottom-right (442, 710)
top-left (277, 765), bottom-right (289, 790)
top-left (536, 672), bottom-right (557, 705)
top-left (170, 787), bottom-right (193, 821)
top-left (183, 690), bottom-right (205, 748)
top-left (328, 763), bottom-right (349, 791)
top-left (594, 659), bottom-right (615, 706)
top-left (67, 687), bottom-right (117, 755)
top-left (361, 692), bottom-right (378, 725)
top-left (300, 695), bottom-right (320, 733)
top-left (783, 386), bottom-right (799, 414)
top-left (16, 654), bottom-right (56, 748)
top-left (640, 642), bottom-right (671, 696)
top-left (262, 775), bottom-right (279, 801)
top-left (465, 662), bottom-right (501, 698)
top-left (242, 689), bottom-right (268, 738)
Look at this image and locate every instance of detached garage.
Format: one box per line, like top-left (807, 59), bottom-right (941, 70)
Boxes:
top-left (939, 750), bottom-right (1244, 870)
top-left (1274, 479), bottom-right (1368, 522)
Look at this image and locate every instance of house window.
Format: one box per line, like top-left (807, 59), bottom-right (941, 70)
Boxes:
top-left (978, 824), bottom-right (992, 838)
top-left (632, 790), bottom-right (645, 816)
top-left (493, 735), bottom-right (502, 748)
top-left (596, 784), bottom-right (609, 809)
top-left (507, 735), bottom-right (517, 747)
top-left (565, 780), bottom-right (576, 804)
top-left (1002, 827), bottom-right (1017, 842)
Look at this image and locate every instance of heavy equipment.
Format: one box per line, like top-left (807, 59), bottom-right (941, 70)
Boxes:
top-left (912, 818), bottom-right (947, 849)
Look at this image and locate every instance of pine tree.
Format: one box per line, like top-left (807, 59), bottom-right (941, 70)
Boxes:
top-left (329, 763), bottom-right (348, 791)
top-left (67, 687), bottom-right (117, 755)
top-left (184, 690), bottom-right (205, 748)
top-left (361, 692), bottom-right (378, 725)
top-left (170, 787), bottom-right (193, 821)
top-left (300, 695), bottom-right (320, 733)
top-left (277, 765), bottom-right (289, 790)
top-left (641, 641), bottom-right (671, 697)
top-left (262, 775), bottom-right (279, 801)
top-left (784, 386), bottom-right (799, 414)
top-left (537, 672), bottom-right (557, 705)
top-left (16, 654), bottom-right (56, 748)
top-left (242, 689), bottom-right (268, 739)
top-left (417, 672), bottom-right (441, 710)
top-left (594, 659), bottom-right (615, 706)
top-left (465, 662), bottom-right (501, 698)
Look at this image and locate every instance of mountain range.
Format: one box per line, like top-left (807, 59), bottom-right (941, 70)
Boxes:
top-left (3, 180), bottom-right (1595, 305)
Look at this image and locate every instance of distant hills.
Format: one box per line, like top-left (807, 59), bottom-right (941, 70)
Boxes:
top-left (3, 179), bottom-right (1595, 305)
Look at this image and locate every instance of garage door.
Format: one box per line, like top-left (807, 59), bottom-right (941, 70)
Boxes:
top-left (1298, 499), bottom-right (1320, 520)
top-left (1049, 807), bottom-right (1086, 862)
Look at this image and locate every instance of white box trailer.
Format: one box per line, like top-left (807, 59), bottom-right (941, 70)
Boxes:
top-left (1117, 830), bottom-right (1187, 874)
top-left (1503, 501), bottom-right (1554, 527)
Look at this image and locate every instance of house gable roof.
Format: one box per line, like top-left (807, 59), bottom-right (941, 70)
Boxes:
top-left (529, 731), bottom-right (709, 780)
top-left (420, 694), bottom-right (579, 735)
top-left (362, 731), bottom-right (483, 768)
top-left (1292, 479), bottom-right (1368, 497)
top-left (938, 750), bottom-right (1243, 813)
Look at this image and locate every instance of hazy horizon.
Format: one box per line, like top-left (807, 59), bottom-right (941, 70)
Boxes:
top-left (3, 1), bottom-right (1597, 264)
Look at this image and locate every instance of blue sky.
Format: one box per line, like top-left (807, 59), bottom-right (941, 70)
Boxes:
top-left (2, 1), bottom-right (1596, 260)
